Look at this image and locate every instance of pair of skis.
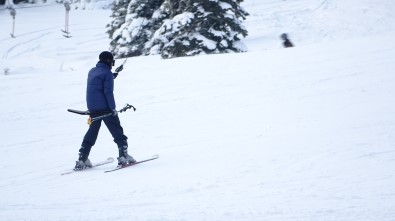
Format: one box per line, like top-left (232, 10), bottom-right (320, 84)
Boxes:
top-left (61, 154), bottom-right (159, 175)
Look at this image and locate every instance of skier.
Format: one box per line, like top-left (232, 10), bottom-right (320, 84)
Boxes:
top-left (74, 51), bottom-right (136, 170)
top-left (280, 33), bottom-right (294, 48)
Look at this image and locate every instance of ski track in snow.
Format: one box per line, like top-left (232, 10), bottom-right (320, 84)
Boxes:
top-left (1, 0), bottom-right (395, 221)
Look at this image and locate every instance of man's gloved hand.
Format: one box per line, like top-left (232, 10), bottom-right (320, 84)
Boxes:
top-left (115, 65), bottom-right (123, 73)
top-left (113, 64), bottom-right (124, 79)
top-left (112, 109), bottom-right (118, 116)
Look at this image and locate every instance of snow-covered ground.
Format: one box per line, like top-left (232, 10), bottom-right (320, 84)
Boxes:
top-left (1, 0), bottom-right (395, 220)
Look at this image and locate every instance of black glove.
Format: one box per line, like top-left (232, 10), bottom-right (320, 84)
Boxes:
top-left (115, 65), bottom-right (124, 73)
top-left (113, 72), bottom-right (118, 79)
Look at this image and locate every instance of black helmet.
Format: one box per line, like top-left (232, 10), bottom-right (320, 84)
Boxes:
top-left (280, 33), bottom-right (288, 40)
top-left (99, 51), bottom-right (115, 66)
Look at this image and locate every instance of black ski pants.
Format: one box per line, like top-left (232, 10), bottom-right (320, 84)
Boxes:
top-left (79, 115), bottom-right (128, 159)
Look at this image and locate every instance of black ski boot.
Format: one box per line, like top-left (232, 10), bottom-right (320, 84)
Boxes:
top-left (117, 145), bottom-right (136, 166)
top-left (74, 149), bottom-right (93, 171)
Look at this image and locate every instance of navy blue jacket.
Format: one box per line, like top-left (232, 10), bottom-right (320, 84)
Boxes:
top-left (86, 62), bottom-right (116, 112)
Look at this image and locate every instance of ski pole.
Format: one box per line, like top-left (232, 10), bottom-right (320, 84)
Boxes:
top-left (87, 104), bottom-right (136, 125)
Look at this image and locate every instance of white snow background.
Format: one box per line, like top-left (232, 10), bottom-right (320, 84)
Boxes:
top-left (1, 0), bottom-right (395, 220)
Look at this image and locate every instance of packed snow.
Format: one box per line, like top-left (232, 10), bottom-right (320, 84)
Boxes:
top-left (1, 0), bottom-right (395, 220)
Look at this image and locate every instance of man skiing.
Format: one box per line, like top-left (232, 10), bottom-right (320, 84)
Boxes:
top-left (74, 51), bottom-right (136, 170)
top-left (280, 33), bottom-right (294, 48)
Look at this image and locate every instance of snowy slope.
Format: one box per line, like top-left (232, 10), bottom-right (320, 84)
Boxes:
top-left (244, 0), bottom-right (395, 50)
top-left (1, 0), bottom-right (395, 220)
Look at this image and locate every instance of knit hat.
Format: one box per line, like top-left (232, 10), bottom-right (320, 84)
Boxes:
top-left (280, 33), bottom-right (288, 40)
top-left (99, 51), bottom-right (114, 66)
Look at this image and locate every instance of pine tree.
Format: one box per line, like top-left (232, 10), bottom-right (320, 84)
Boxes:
top-left (109, 0), bottom-right (168, 58)
top-left (151, 0), bottom-right (249, 59)
top-left (107, 0), bottom-right (131, 40)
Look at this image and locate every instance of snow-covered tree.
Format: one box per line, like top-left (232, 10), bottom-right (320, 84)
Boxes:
top-left (108, 0), bottom-right (248, 59)
top-left (109, 0), bottom-right (168, 58)
top-left (106, 0), bottom-right (131, 39)
top-left (151, 0), bottom-right (249, 59)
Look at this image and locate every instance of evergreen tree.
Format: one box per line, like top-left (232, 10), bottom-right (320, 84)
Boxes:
top-left (151, 0), bottom-right (249, 59)
top-left (107, 0), bottom-right (131, 39)
top-left (109, 0), bottom-right (168, 58)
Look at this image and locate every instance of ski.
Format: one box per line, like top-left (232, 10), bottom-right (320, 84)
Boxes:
top-left (104, 154), bottom-right (159, 173)
top-left (61, 157), bottom-right (114, 175)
